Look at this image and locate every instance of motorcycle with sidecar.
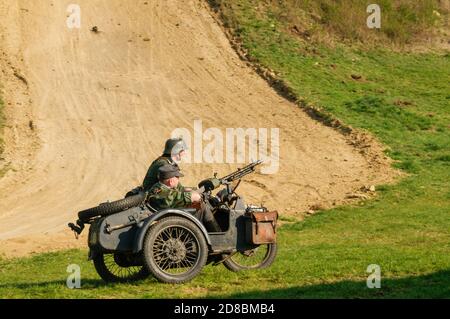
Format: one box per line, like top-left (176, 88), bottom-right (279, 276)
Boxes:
top-left (68, 160), bottom-right (278, 284)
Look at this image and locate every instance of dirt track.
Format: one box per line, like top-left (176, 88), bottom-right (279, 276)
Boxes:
top-left (0, 0), bottom-right (396, 258)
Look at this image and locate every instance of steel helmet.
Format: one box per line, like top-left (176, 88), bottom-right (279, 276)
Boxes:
top-left (163, 137), bottom-right (188, 157)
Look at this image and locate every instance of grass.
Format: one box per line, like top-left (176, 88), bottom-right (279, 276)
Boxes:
top-left (0, 1), bottom-right (449, 299)
top-left (291, 0), bottom-right (442, 44)
top-left (213, 0), bottom-right (447, 46)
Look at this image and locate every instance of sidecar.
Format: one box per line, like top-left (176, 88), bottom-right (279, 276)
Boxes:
top-left (85, 197), bottom-right (278, 284)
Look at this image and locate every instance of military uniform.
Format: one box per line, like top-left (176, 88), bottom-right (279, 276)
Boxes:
top-left (147, 182), bottom-right (192, 210)
top-left (146, 164), bottom-right (221, 232)
top-left (142, 155), bottom-right (180, 192)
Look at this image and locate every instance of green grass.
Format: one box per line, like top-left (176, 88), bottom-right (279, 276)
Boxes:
top-left (212, 0), bottom-right (447, 46)
top-left (1, 1), bottom-right (449, 299)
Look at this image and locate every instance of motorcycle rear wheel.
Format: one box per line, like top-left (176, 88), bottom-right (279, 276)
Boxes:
top-left (93, 253), bottom-right (149, 283)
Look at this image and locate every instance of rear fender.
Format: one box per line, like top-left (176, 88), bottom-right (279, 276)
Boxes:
top-left (132, 209), bottom-right (211, 253)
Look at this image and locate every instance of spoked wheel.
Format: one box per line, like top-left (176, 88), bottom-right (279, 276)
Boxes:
top-left (223, 243), bottom-right (277, 272)
top-left (143, 217), bottom-right (208, 284)
top-left (93, 252), bottom-right (149, 283)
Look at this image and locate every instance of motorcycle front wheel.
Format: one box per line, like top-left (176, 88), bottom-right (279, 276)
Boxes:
top-left (223, 243), bottom-right (277, 272)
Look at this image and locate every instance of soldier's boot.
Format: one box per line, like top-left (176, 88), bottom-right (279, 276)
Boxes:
top-left (200, 202), bottom-right (221, 232)
top-left (203, 216), bottom-right (221, 232)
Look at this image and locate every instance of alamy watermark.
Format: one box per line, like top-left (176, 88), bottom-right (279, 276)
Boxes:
top-left (171, 120), bottom-right (279, 174)
top-left (66, 264), bottom-right (81, 289)
top-left (367, 4), bottom-right (381, 29)
top-left (66, 4), bottom-right (81, 29)
top-left (366, 264), bottom-right (381, 288)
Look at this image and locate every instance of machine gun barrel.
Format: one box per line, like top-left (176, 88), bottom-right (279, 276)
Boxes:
top-left (219, 160), bottom-right (263, 184)
top-left (197, 160), bottom-right (263, 193)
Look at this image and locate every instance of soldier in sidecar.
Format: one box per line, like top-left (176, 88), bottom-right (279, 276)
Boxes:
top-left (69, 160), bottom-right (278, 284)
top-left (147, 164), bottom-right (221, 232)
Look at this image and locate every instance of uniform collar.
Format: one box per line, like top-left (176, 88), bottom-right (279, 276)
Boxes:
top-left (161, 155), bottom-right (176, 165)
top-left (158, 182), bottom-right (176, 190)
top-left (168, 157), bottom-right (180, 167)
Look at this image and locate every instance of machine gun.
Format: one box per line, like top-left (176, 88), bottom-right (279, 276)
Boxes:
top-left (198, 160), bottom-right (263, 193)
top-left (219, 159), bottom-right (263, 184)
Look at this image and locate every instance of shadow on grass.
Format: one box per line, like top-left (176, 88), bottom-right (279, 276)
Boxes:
top-left (225, 270), bottom-right (450, 299)
top-left (0, 277), bottom-right (159, 291)
top-left (1, 270), bottom-right (448, 298)
top-left (0, 279), bottom-right (108, 291)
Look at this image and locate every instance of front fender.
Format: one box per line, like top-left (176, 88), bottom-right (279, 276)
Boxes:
top-left (88, 248), bottom-right (98, 261)
top-left (133, 209), bottom-right (211, 253)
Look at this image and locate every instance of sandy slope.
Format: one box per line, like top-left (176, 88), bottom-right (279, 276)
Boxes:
top-left (0, 0), bottom-right (396, 258)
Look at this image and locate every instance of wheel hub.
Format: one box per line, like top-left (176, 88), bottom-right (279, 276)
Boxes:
top-left (163, 238), bottom-right (187, 262)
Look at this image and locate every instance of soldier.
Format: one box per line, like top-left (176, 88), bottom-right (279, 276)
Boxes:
top-left (142, 137), bottom-right (188, 192)
top-left (147, 164), bottom-right (221, 232)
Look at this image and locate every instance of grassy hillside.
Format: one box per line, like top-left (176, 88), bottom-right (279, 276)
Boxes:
top-left (0, 1), bottom-right (449, 298)
top-left (212, 0), bottom-right (449, 46)
top-left (209, 0), bottom-right (450, 182)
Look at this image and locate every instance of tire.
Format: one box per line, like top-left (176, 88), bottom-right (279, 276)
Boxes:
top-left (78, 192), bottom-right (145, 221)
top-left (143, 216), bottom-right (208, 284)
top-left (93, 252), bottom-right (149, 283)
top-left (223, 243), bottom-right (277, 272)
top-left (124, 191), bottom-right (135, 198)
